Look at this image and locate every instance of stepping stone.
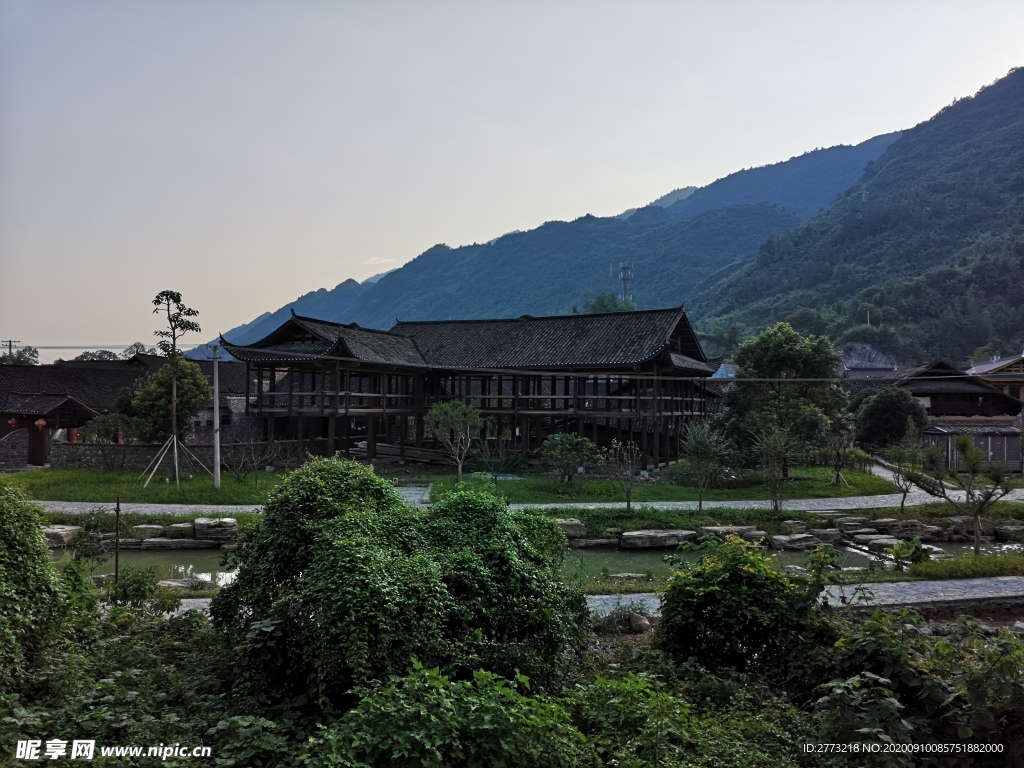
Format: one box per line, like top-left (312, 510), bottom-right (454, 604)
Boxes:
top-left (568, 538), bottom-right (619, 548)
top-left (779, 520), bottom-right (807, 535)
top-left (866, 537), bottom-right (901, 552)
top-left (619, 530), bottom-right (696, 549)
top-left (808, 528), bottom-right (843, 544)
top-left (164, 522), bottom-right (195, 539)
top-left (697, 525), bottom-right (756, 538)
top-left (132, 524), bottom-right (164, 540)
top-left (853, 534), bottom-right (891, 545)
top-left (741, 530), bottom-right (767, 542)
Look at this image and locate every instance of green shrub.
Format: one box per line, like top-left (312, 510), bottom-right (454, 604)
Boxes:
top-left (212, 457), bottom-right (590, 721)
top-left (654, 536), bottom-right (833, 678)
top-left (104, 565), bottom-right (179, 615)
top-left (306, 662), bottom-right (596, 768)
top-left (0, 479), bottom-right (69, 688)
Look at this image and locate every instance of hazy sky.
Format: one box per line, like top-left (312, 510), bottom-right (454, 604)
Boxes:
top-left (2, 1), bottom-right (1022, 355)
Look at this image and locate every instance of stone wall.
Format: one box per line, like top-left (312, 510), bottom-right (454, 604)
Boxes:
top-left (0, 429), bottom-right (29, 470)
top-left (51, 439), bottom-right (330, 470)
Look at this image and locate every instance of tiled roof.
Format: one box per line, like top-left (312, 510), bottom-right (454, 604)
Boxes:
top-left (223, 306), bottom-right (708, 373)
top-left (0, 393), bottom-right (94, 416)
top-left (925, 416), bottom-right (1022, 436)
top-left (391, 307), bottom-right (699, 370)
top-left (967, 355), bottom-right (1024, 375)
top-left (0, 365), bottom-right (142, 413)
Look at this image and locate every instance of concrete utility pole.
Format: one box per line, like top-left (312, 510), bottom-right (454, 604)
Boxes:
top-left (213, 346), bottom-right (221, 489)
top-left (1, 340), bottom-right (20, 358)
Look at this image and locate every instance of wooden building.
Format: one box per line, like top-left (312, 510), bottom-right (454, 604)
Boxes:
top-left (967, 353), bottom-right (1024, 401)
top-left (220, 305), bottom-right (715, 467)
top-left (922, 417), bottom-right (1023, 472)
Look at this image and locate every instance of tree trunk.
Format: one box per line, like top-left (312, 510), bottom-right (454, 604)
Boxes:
top-left (899, 491), bottom-right (907, 515)
top-left (973, 510), bottom-right (982, 557)
top-left (457, 460), bottom-right (463, 484)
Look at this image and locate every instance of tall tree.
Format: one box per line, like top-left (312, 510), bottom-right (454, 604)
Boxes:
top-left (853, 387), bottom-right (928, 449)
top-left (73, 350), bottom-right (119, 361)
top-left (152, 291), bottom-right (202, 482)
top-left (723, 322), bottom-right (847, 448)
top-left (0, 346), bottom-right (39, 365)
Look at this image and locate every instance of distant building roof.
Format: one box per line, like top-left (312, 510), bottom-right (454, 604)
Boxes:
top-left (967, 353), bottom-right (1024, 376)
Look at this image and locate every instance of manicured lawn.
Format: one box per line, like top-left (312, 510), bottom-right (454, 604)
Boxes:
top-left (9, 467), bottom-right (282, 505)
top-left (434, 467), bottom-right (896, 504)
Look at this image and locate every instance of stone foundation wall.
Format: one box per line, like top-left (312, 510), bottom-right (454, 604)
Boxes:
top-left (51, 439), bottom-right (330, 470)
top-left (0, 429), bottom-right (29, 470)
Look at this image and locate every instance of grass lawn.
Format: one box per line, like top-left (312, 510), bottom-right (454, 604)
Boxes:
top-left (9, 467), bottom-right (282, 505)
top-left (858, 500), bottom-right (1024, 522)
top-left (433, 467), bottom-right (896, 505)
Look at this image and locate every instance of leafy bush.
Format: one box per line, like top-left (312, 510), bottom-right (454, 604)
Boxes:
top-left (654, 536), bottom-right (833, 679)
top-left (540, 433), bottom-right (604, 485)
top-left (104, 565), bottom-right (179, 615)
top-left (0, 480), bottom-right (69, 688)
top-left (306, 662), bottom-right (596, 768)
top-left (212, 457), bottom-right (590, 722)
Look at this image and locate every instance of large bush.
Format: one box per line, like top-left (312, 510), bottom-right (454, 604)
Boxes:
top-left (212, 457), bottom-right (590, 721)
top-left (654, 536), bottom-right (833, 679)
top-left (0, 480), bottom-right (69, 688)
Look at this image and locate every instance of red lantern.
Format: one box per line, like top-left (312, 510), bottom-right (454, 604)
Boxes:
top-left (34, 418), bottom-right (47, 431)
top-left (6, 418), bottom-right (15, 428)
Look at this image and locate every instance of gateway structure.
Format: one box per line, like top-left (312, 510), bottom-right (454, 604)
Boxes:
top-left (220, 305), bottom-right (714, 467)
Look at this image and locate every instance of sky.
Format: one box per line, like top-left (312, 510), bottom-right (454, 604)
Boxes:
top-left (2, 1), bottom-right (1023, 356)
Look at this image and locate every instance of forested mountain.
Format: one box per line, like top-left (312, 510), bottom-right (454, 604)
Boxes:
top-left (658, 132), bottom-right (900, 221)
top-left (691, 67), bottom-right (1024, 364)
top-left (343, 203), bottom-right (800, 328)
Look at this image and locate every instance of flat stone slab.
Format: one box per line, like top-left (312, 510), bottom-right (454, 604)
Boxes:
top-left (164, 522), bottom-right (195, 539)
top-left (866, 537), bottom-right (901, 552)
top-left (741, 530), bottom-right (767, 542)
top-left (852, 534), bottom-right (891, 544)
top-left (619, 529), bottom-right (696, 548)
top-left (568, 538), bottom-right (619, 548)
top-left (43, 525), bottom-right (83, 548)
top-left (779, 520), bottom-right (807, 535)
top-left (158, 578), bottom-right (214, 589)
top-left (808, 528), bottom-right (843, 544)
top-left (140, 538), bottom-right (220, 550)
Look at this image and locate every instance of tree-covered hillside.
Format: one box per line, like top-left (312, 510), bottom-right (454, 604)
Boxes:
top-left (344, 204), bottom-right (800, 328)
top-left (692, 67), bottom-right (1024, 364)
top-left (657, 132), bottom-right (900, 221)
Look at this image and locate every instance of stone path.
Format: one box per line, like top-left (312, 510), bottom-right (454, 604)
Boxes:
top-left (586, 576), bottom-right (1024, 616)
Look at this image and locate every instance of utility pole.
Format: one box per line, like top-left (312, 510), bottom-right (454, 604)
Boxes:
top-left (213, 346), bottom-right (221, 489)
top-left (1, 340), bottom-right (20, 359)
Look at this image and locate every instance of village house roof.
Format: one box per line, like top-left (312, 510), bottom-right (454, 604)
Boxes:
top-left (222, 305), bottom-right (714, 374)
top-left (966, 353), bottom-right (1024, 376)
top-left (923, 416), bottom-right (1022, 436)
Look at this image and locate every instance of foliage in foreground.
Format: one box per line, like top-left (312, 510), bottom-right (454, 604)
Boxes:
top-left (212, 457), bottom-right (590, 722)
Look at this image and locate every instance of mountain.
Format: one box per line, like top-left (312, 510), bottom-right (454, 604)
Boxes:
top-left (342, 203), bottom-right (801, 328)
top-left (691, 67), bottom-right (1024, 364)
top-left (659, 132), bottom-right (901, 222)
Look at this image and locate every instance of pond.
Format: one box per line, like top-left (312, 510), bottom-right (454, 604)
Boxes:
top-left (50, 540), bottom-right (1024, 591)
top-left (51, 549), bottom-right (237, 586)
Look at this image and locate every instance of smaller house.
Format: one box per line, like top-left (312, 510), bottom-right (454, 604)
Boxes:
top-left (967, 353), bottom-right (1024, 401)
top-left (922, 416), bottom-right (1022, 472)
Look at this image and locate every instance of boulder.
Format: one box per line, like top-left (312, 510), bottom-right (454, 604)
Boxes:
top-left (131, 524), bottom-right (164, 540)
top-left (997, 526), bottom-right (1024, 543)
top-left (43, 525), bottom-right (83, 548)
top-left (741, 530), bottom-right (768, 542)
top-left (847, 528), bottom-right (882, 537)
top-left (892, 521), bottom-right (945, 542)
top-left (554, 518), bottom-right (587, 539)
top-left (629, 613), bottom-right (653, 633)
top-left (945, 516), bottom-right (995, 536)
top-left (140, 538), bottom-right (220, 550)
top-left (608, 573), bottom-right (650, 581)
top-left (770, 534), bottom-right (822, 551)
top-left (1013, 621), bottom-right (1024, 634)
top-left (871, 518), bottom-right (901, 534)
top-left (619, 529), bottom-right (696, 549)
top-left (164, 522), bottom-right (196, 539)
top-left (193, 517), bottom-right (238, 542)
top-left (697, 525), bottom-right (756, 538)
top-left (808, 528), bottom-right (843, 544)
top-left (568, 538), bottom-right (619, 549)
top-left (115, 538), bottom-right (141, 550)
top-left (779, 520), bottom-right (807, 535)
top-left (866, 537), bottom-right (901, 553)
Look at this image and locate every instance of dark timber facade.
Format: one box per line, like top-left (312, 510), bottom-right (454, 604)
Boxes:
top-left (220, 306), bottom-right (714, 468)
